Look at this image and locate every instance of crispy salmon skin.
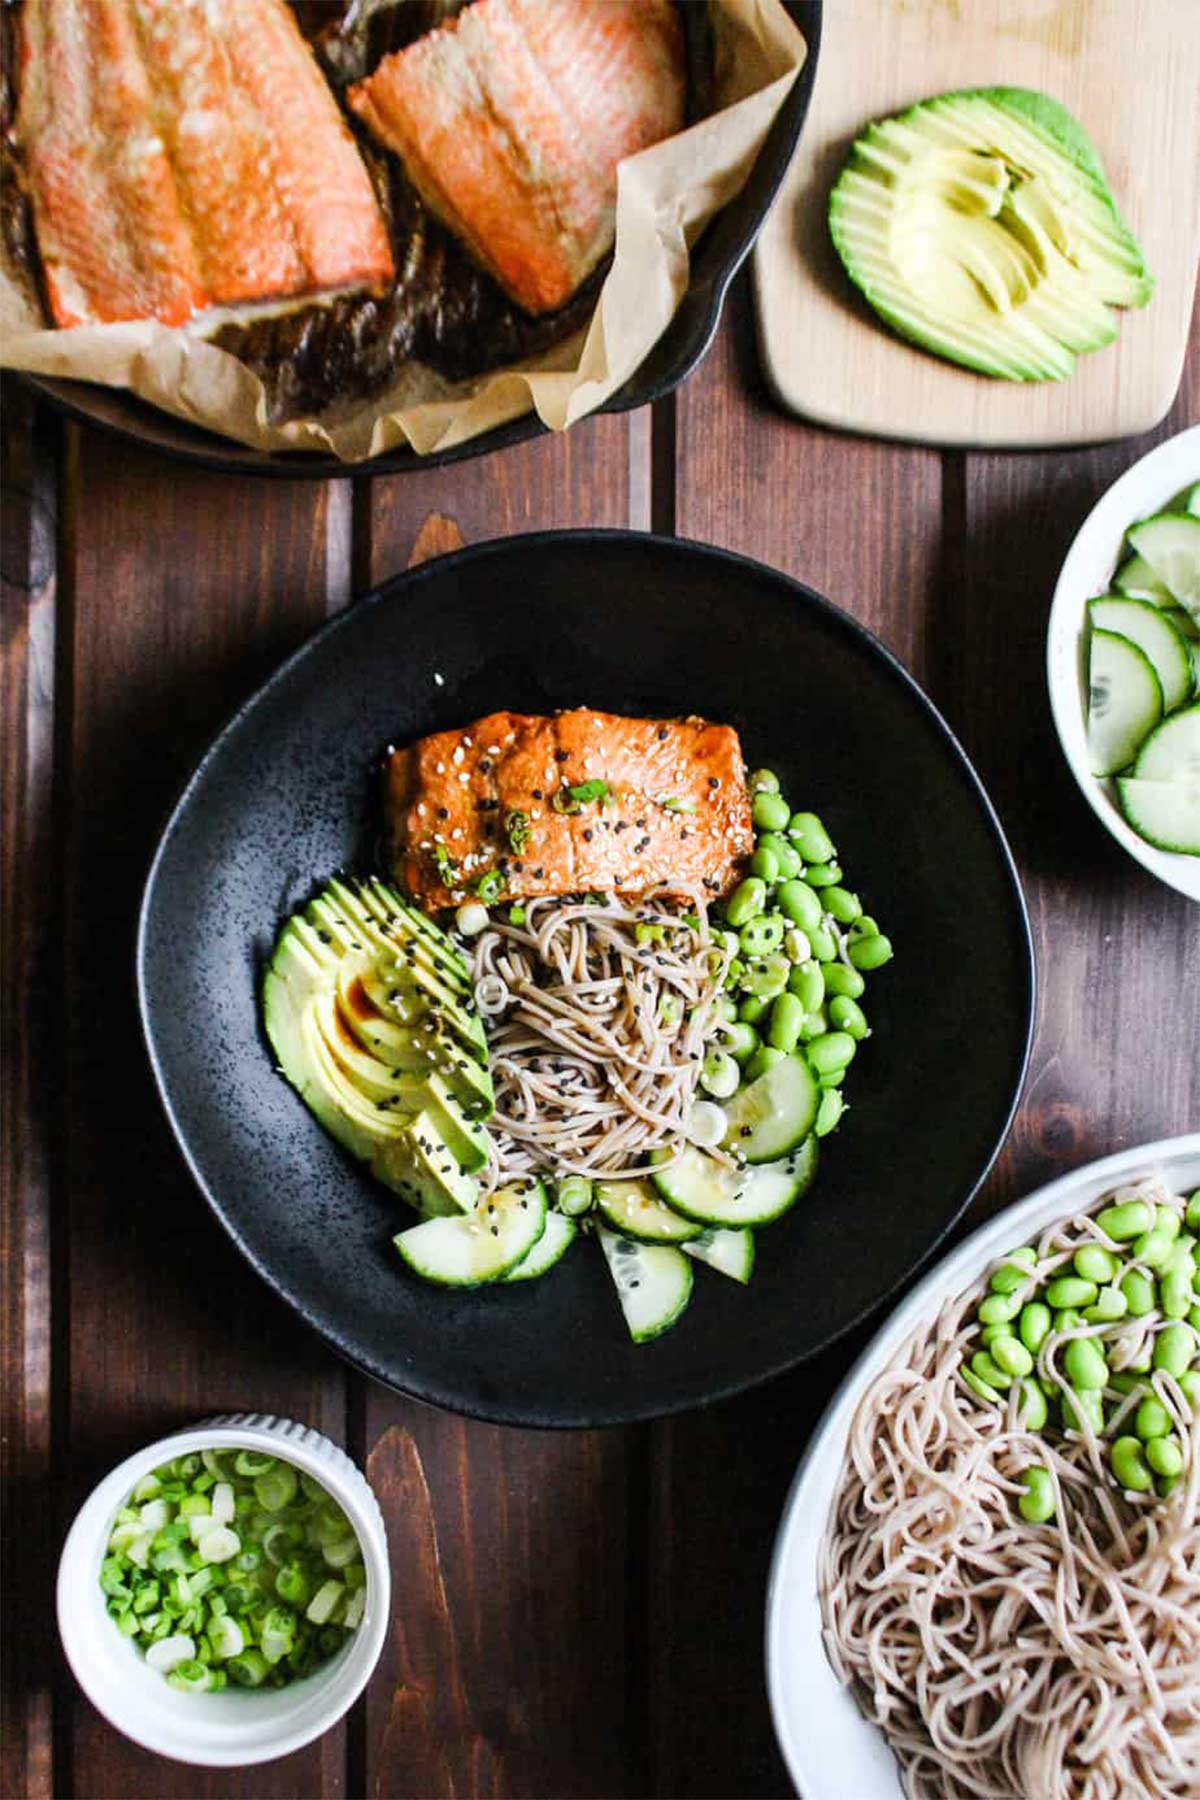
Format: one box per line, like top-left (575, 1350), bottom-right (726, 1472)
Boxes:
top-left (16, 0), bottom-right (394, 329)
top-left (347, 0), bottom-right (686, 315)
top-left (386, 709), bottom-right (753, 909)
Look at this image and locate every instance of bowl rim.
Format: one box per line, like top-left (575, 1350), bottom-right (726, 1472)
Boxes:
top-left (134, 527), bottom-right (1035, 1427)
top-left (765, 1131), bottom-right (1200, 1800)
top-left (19, 0), bottom-right (823, 480)
top-left (56, 1415), bottom-right (390, 1767)
top-left (1045, 422), bottom-right (1200, 903)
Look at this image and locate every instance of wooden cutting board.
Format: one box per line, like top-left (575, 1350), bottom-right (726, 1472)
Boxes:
top-left (753, 0), bottom-right (1200, 447)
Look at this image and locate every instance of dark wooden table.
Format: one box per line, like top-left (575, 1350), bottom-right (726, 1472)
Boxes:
top-left (4, 281), bottom-right (1198, 1800)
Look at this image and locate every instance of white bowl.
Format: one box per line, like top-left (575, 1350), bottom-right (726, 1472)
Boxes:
top-left (57, 1412), bottom-right (389, 1767)
top-left (1046, 424), bottom-right (1200, 902)
top-left (766, 1133), bottom-right (1200, 1800)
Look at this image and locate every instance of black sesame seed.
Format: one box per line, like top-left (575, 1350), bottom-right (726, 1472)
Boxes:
top-left (657, 727), bottom-right (668, 741)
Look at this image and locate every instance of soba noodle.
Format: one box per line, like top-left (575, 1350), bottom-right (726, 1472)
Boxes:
top-left (468, 885), bottom-right (729, 1192)
top-left (819, 1178), bottom-right (1200, 1800)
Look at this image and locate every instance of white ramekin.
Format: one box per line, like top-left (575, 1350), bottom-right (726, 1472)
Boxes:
top-left (56, 1413), bottom-right (389, 1767)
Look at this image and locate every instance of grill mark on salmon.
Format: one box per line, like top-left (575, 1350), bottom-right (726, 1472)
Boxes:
top-left (347, 0), bottom-right (685, 315)
top-left (386, 709), bottom-right (753, 909)
top-left (16, 0), bottom-right (394, 329)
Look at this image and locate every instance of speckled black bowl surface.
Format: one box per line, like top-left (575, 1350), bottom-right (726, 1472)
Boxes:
top-left (137, 532), bottom-right (1033, 1426)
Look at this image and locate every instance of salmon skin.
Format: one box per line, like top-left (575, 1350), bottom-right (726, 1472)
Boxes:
top-left (386, 709), bottom-right (753, 910)
top-left (16, 0), bottom-right (394, 329)
top-left (347, 0), bottom-right (686, 315)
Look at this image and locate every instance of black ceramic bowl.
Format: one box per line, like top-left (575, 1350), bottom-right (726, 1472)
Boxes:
top-left (24, 3), bottom-right (821, 478)
top-left (138, 532), bottom-right (1033, 1426)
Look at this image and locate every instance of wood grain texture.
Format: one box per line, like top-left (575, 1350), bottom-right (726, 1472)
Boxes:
top-left (1, 383), bottom-right (59, 1800)
top-left (754, 0), bottom-right (1200, 447)
top-left (54, 433), bottom-right (349, 1798)
top-left (359, 411), bottom-right (646, 1800)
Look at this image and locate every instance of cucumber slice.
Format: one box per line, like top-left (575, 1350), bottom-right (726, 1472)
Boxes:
top-left (1088, 629), bottom-right (1162, 776)
top-left (1113, 553), bottom-right (1173, 605)
top-left (1163, 606), bottom-right (1200, 645)
top-left (682, 1227), bottom-right (755, 1284)
top-left (1127, 514), bottom-right (1200, 615)
top-left (503, 1211), bottom-right (577, 1281)
top-left (597, 1227), bottom-right (693, 1343)
top-left (1186, 483), bottom-right (1200, 519)
top-left (596, 1177), bottom-right (700, 1243)
top-left (395, 1180), bottom-right (547, 1286)
top-left (1115, 778), bottom-right (1200, 855)
top-left (1133, 702), bottom-right (1200, 781)
top-left (1087, 599), bottom-right (1194, 713)
top-left (719, 1055), bottom-right (818, 1165)
top-left (650, 1137), bottom-right (818, 1227)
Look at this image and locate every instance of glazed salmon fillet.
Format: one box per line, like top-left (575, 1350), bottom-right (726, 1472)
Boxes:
top-left (387, 709), bottom-right (753, 910)
top-left (16, 0), bottom-right (394, 329)
top-left (347, 0), bottom-right (686, 315)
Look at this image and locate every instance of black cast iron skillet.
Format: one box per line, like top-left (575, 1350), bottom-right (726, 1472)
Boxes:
top-left (137, 532), bottom-right (1034, 1426)
top-left (22, 3), bottom-right (822, 477)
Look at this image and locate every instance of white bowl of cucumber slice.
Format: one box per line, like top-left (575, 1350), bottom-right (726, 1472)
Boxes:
top-left (1047, 424), bottom-right (1200, 899)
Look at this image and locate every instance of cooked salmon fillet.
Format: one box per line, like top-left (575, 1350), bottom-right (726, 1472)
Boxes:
top-left (387, 709), bottom-right (753, 909)
top-left (16, 0), bottom-right (394, 329)
top-left (347, 0), bottom-right (686, 315)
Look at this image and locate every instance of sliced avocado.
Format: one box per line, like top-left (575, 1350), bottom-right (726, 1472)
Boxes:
top-left (263, 878), bottom-right (494, 1217)
top-left (829, 87), bottom-right (1153, 382)
top-left (325, 876), bottom-right (471, 996)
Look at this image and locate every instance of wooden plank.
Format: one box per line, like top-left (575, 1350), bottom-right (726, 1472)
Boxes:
top-left (1, 385), bottom-right (59, 1800)
top-left (55, 432), bottom-right (349, 1798)
top-left (361, 413), bottom-right (647, 1799)
top-left (754, 0), bottom-right (1200, 447)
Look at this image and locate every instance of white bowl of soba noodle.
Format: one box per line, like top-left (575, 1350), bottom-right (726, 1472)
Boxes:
top-left (766, 1135), bottom-right (1200, 1800)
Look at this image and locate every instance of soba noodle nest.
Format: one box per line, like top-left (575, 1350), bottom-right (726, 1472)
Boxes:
top-left (468, 885), bottom-right (729, 1192)
top-left (819, 1178), bottom-right (1200, 1800)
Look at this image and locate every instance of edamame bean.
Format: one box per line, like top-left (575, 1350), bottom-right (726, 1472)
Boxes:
top-left (1178, 1370), bottom-right (1200, 1409)
top-left (1145, 1436), bottom-right (1184, 1479)
top-left (756, 833), bottom-right (803, 880)
top-left (818, 1068), bottom-right (845, 1090)
top-left (1111, 1436), bottom-right (1153, 1492)
top-left (978, 1291), bottom-right (1022, 1326)
top-left (767, 992), bottom-right (805, 1054)
top-left (752, 790), bottom-right (791, 833)
top-left (788, 962), bottom-right (825, 1013)
top-left (1064, 1338), bottom-right (1108, 1391)
top-left (1155, 1206), bottom-right (1182, 1242)
top-left (723, 1022), bottom-right (759, 1061)
top-left (699, 1049), bottom-right (741, 1101)
top-left (980, 1323), bottom-right (1019, 1348)
top-left (804, 862), bottom-right (843, 890)
top-left (749, 846), bottom-right (780, 883)
top-left (1015, 1379), bottom-right (1048, 1431)
top-left (962, 1367), bottom-right (1001, 1405)
top-left (810, 926), bottom-right (838, 963)
top-left (777, 879), bottom-right (823, 934)
top-left (806, 1031), bottom-right (856, 1077)
top-left (828, 996), bottom-right (869, 1040)
top-left (738, 994), bottom-right (769, 1024)
top-left (557, 1176), bottom-right (594, 1217)
top-left (822, 886), bottom-right (862, 924)
top-left (749, 769), bottom-right (779, 794)
top-left (1045, 1276), bottom-right (1098, 1309)
top-left (1190, 1305), bottom-right (1200, 1332)
top-left (726, 877), bottom-right (766, 927)
top-left (1054, 1308), bottom-right (1086, 1334)
top-left (783, 928), bottom-right (812, 964)
top-left (848, 933), bottom-right (893, 972)
top-left (741, 954), bottom-right (790, 999)
top-left (1160, 1270), bottom-right (1195, 1321)
top-left (990, 1257), bottom-right (1033, 1296)
top-left (723, 957), bottom-right (745, 991)
top-left (814, 1088), bottom-right (845, 1138)
top-left (823, 963), bottom-right (865, 1000)
top-left (787, 812), bottom-right (835, 863)
top-left (797, 1008), bottom-right (829, 1043)
top-left (1084, 1288), bottom-right (1128, 1324)
top-left (1063, 1389), bottom-right (1105, 1434)
top-left (739, 913), bottom-right (785, 958)
top-left (1186, 1190), bottom-right (1200, 1232)
top-left (717, 995), bottom-right (739, 1024)
top-left (1153, 1323), bottom-right (1197, 1378)
top-left (1019, 1302), bottom-right (1052, 1354)
top-left (849, 915), bottom-right (880, 940)
top-left (744, 1045), bottom-right (786, 1083)
top-left (1134, 1396), bottom-right (1171, 1441)
top-left (970, 1351), bottom-right (1013, 1390)
top-left (1109, 1372), bottom-right (1150, 1397)
top-left (1120, 1269), bottom-right (1156, 1317)
top-left (1017, 1466), bottom-right (1055, 1524)
top-left (1097, 1198), bottom-right (1154, 1242)
top-left (1134, 1229), bottom-right (1176, 1271)
top-left (1074, 1244), bottom-right (1119, 1284)
top-left (992, 1336), bottom-right (1034, 1379)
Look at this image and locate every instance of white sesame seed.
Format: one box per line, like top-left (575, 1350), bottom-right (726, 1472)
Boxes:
top-left (486, 744), bottom-right (501, 755)
top-left (435, 761), bottom-right (446, 774)
top-left (433, 672), bottom-right (445, 687)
